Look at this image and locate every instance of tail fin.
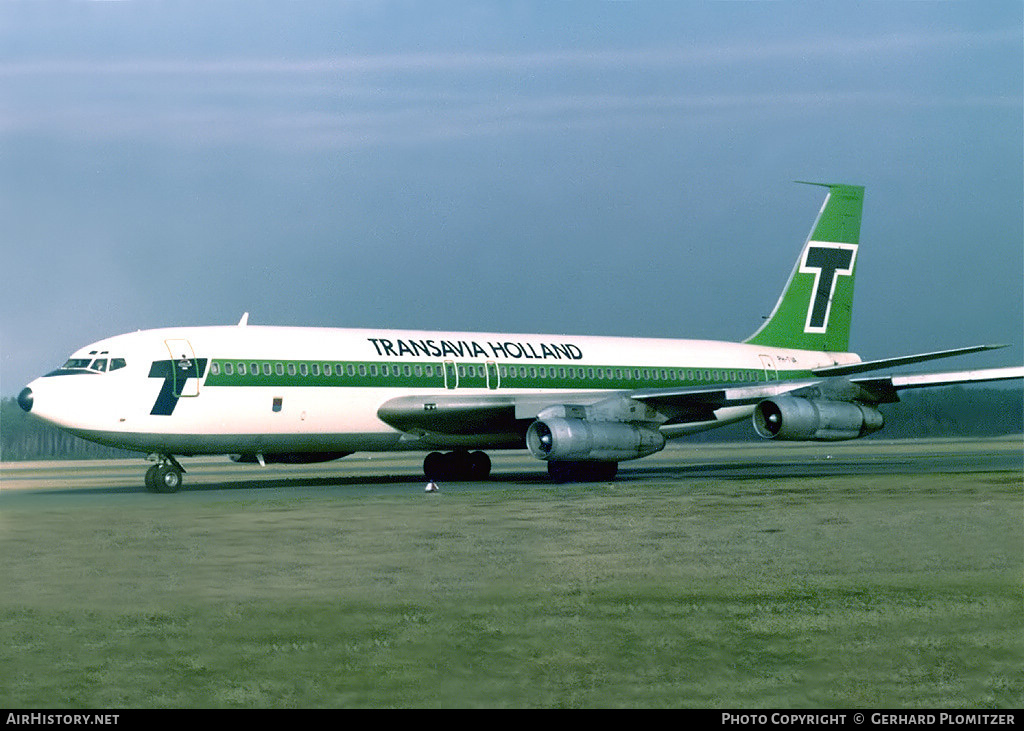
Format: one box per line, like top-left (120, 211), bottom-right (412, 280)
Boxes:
top-left (744, 182), bottom-right (864, 352)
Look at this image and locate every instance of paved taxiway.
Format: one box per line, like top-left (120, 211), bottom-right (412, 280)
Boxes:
top-left (2, 437), bottom-right (1020, 507)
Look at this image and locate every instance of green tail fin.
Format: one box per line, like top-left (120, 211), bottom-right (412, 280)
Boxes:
top-left (744, 182), bottom-right (864, 352)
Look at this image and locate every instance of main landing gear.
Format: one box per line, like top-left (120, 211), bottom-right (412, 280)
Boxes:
top-left (423, 450), bottom-right (491, 481)
top-left (144, 454), bottom-right (186, 493)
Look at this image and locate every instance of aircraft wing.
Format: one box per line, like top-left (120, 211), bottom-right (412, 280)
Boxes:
top-left (810, 344), bottom-right (1006, 377)
top-left (377, 360), bottom-right (1024, 438)
top-left (632, 365), bottom-right (1024, 421)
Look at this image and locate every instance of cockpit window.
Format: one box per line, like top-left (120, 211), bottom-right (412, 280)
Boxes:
top-left (62, 358), bottom-right (93, 369)
top-left (56, 357), bottom-right (126, 373)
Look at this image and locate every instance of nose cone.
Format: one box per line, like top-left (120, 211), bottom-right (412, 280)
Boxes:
top-left (17, 387), bottom-right (33, 413)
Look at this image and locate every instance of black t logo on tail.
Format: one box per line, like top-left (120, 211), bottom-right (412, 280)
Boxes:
top-left (799, 243), bottom-right (857, 333)
top-left (149, 359), bottom-right (207, 415)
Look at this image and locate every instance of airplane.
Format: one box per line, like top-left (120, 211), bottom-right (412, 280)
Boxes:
top-left (16, 182), bottom-right (1024, 492)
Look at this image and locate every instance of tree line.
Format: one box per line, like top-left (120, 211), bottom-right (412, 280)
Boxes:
top-left (1, 386), bottom-right (1021, 460)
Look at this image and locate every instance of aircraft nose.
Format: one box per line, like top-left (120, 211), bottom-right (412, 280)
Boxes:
top-left (17, 387), bottom-right (33, 413)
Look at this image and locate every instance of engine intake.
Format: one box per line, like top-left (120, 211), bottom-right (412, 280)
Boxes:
top-left (526, 417), bottom-right (666, 462)
top-left (753, 397), bottom-right (884, 441)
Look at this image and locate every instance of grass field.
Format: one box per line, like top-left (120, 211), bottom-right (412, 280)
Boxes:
top-left (1, 451), bottom-right (1022, 708)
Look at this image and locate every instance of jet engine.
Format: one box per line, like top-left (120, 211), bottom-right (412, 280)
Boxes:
top-left (526, 417), bottom-right (666, 462)
top-left (753, 396), bottom-right (884, 441)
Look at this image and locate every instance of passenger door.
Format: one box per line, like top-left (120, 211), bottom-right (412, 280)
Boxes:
top-left (164, 339), bottom-right (201, 397)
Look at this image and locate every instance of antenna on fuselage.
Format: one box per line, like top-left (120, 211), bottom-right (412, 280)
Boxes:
top-left (237, 312), bottom-right (249, 327)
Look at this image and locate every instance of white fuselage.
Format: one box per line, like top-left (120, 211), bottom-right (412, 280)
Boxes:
top-left (24, 325), bottom-right (860, 457)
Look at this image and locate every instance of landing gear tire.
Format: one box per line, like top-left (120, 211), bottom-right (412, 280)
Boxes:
top-left (424, 452), bottom-right (446, 480)
top-left (156, 464), bottom-right (183, 493)
top-left (547, 460), bottom-right (618, 483)
top-left (144, 465), bottom-right (161, 493)
top-left (422, 450), bottom-right (492, 481)
top-left (144, 455), bottom-right (185, 493)
top-left (468, 451), bottom-right (491, 480)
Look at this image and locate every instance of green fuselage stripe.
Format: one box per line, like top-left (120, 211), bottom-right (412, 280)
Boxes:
top-left (204, 358), bottom-right (813, 391)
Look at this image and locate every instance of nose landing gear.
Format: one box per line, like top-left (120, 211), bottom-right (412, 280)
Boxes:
top-left (144, 455), bottom-right (186, 493)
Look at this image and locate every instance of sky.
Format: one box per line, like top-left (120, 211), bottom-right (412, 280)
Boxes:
top-left (2, 1), bottom-right (1022, 395)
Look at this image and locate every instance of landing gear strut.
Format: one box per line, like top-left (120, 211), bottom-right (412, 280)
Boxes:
top-left (144, 454), bottom-right (186, 493)
top-left (423, 450), bottom-right (491, 481)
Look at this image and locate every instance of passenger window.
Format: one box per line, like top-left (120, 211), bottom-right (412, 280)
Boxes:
top-left (225, 362), bottom-right (234, 375)
top-left (237, 363), bottom-right (246, 375)
top-left (210, 362), bottom-right (221, 376)
top-left (311, 363), bottom-right (320, 376)
top-left (275, 363), bottom-right (284, 376)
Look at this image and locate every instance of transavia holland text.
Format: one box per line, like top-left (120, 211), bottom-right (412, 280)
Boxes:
top-left (367, 337), bottom-right (583, 360)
